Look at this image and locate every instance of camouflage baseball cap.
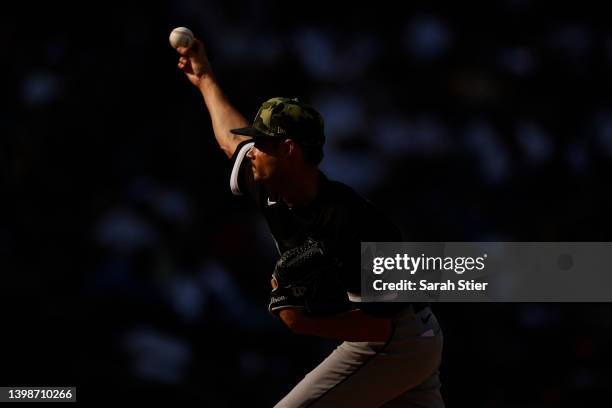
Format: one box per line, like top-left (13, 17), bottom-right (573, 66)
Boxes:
top-left (230, 97), bottom-right (325, 148)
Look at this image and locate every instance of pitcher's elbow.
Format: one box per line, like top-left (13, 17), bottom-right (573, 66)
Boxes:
top-left (278, 308), bottom-right (308, 334)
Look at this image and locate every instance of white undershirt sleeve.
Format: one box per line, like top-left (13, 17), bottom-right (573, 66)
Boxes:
top-left (230, 141), bottom-right (254, 196)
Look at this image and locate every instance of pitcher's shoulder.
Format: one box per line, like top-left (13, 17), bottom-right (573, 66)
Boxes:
top-left (326, 179), bottom-right (402, 239)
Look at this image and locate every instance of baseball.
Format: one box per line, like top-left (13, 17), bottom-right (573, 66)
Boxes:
top-left (169, 27), bottom-right (194, 49)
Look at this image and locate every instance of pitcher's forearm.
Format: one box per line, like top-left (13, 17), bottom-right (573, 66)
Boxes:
top-left (199, 77), bottom-right (249, 158)
top-left (278, 308), bottom-right (393, 342)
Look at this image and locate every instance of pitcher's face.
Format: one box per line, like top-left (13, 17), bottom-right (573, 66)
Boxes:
top-left (246, 138), bottom-right (286, 184)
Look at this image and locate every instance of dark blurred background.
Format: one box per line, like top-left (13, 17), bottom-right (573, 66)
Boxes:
top-left (2, 0), bottom-right (612, 406)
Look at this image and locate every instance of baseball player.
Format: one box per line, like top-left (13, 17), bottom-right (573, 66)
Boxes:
top-left (176, 38), bottom-right (444, 408)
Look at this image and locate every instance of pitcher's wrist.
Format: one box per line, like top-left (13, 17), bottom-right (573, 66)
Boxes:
top-left (198, 73), bottom-right (217, 93)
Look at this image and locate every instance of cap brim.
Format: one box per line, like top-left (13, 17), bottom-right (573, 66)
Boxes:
top-left (230, 126), bottom-right (273, 139)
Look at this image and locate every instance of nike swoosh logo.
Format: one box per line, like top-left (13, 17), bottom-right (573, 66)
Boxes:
top-left (267, 198), bottom-right (277, 206)
top-left (421, 314), bottom-right (432, 324)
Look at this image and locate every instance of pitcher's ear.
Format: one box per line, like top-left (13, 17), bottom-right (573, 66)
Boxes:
top-left (283, 138), bottom-right (297, 156)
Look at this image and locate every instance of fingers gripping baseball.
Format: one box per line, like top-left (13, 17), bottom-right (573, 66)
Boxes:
top-left (174, 37), bottom-right (213, 87)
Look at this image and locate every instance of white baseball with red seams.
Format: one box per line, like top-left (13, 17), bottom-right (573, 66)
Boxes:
top-left (169, 27), bottom-right (194, 49)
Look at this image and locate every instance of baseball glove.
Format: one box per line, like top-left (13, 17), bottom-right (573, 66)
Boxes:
top-left (268, 238), bottom-right (340, 315)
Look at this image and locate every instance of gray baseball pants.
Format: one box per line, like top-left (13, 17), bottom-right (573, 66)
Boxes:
top-left (275, 306), bottom-right (444, 408)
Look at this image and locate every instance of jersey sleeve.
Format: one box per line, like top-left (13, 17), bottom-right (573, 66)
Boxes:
top-left (229, 140), bottom-right (260, 202)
